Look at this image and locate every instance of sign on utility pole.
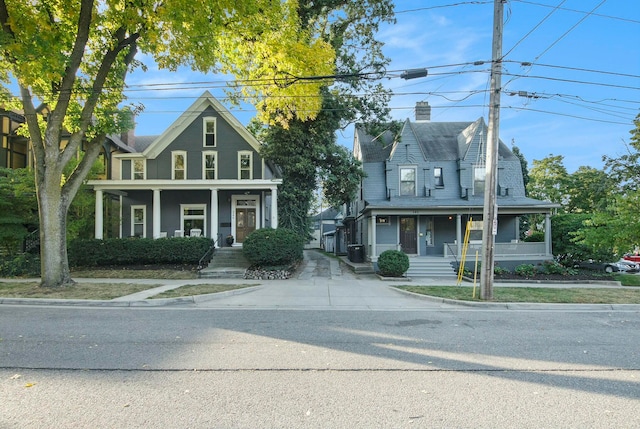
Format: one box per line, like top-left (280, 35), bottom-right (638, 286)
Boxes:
top-left (480, 0), bottom-right (505, 301)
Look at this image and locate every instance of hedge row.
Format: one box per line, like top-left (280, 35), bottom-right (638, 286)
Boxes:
top-left (242, 228), bottom-right (303, 267)
top-left (68, 237), bottom-right (213, 267)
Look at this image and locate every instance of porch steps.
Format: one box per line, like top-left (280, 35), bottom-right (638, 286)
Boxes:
top-left (406, 257), bottom-right (457, 279)
top-left (199, 247), bottom-right (251, 279)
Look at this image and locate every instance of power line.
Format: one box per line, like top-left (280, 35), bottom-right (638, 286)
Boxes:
top-left (512, 0), bottom-right (640, 24)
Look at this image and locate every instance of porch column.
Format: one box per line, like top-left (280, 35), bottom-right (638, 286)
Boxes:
top-left (270, 186), bottom-right (278, 229)
top-left (371, 215), bottom-right (377, 258)
top-left (545, 213), bottom-right (552, 256)
top-left (210, 188), bottom-right (219, 245)
top-left (94, 189), bottom-right (103, 239)
top-left (152, 188), bottom-right (161, 239)
top-left (515, 216), bottom-right (520, 241)
top-left (456, 214), bottom-right (462, 258)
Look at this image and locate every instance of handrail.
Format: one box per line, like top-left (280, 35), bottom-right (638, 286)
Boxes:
top-left (445, 242), bottom-right (459, 267)
top-left (197, 235), bottom-right (220, 270)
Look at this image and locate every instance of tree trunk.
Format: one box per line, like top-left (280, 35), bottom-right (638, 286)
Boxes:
top-left (37, 171), bottom-right (73, 288)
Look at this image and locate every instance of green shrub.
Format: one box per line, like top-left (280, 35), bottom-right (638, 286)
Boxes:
top-left (494, 265), bottom-right (510, 275)
top-left (541, 260), bottom-right (567, 275)
top-left (514, 263), bottom-right (536, 277)
top-left (377, 250), bottom-right (410, 277)
top-left (68, 237), bottom-right (212, 267)
top-left (0, 254), bottom-right (40, 277)
top-left (524, 231), bottom-right (544, 242)
top-left (242, 228), bottom-right (304, 266)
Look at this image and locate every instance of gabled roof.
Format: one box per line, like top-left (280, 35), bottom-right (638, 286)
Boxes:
top-left (356, 117), bottom-right (518, 163)
top-left (355, 125), bottom-right (395, 162)
top-left (143, 91), bottom-right (262, 159)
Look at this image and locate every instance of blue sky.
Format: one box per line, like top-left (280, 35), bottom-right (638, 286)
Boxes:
top-left (125, 0), bottom-right (640, 173)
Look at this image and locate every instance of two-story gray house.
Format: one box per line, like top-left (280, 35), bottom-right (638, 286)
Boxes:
top-left (88, 91), bottom-right (281, 246)
top-left (346, 102), bottom-right (558, 270)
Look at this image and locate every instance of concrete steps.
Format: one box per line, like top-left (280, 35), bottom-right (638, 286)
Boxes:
top-left (406, 257), bottom-right (457, 279)
top-left (199, 247), bottom-right (251, 279)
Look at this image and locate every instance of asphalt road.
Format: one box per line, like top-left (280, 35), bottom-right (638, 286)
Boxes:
top-left (1, 305), bottom-right (639, 428)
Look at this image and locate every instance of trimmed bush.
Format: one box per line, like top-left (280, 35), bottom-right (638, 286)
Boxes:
top-left (0, 253), bottom-right (40, 277)
top-left (377, 250), bottom-right (410, 277)
top-left (242, 228), bottom-right (304, 267)
top-left (68, 237), bottom-right (212, 267)
top-left (514, 263), bottom-right (536, 277)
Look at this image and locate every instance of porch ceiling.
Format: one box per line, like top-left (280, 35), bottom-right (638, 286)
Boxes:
top-left (88, 179), bottom-right (282, 191)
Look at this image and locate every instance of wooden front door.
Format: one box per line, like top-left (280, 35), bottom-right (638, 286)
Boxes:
top-left (400, 216), bottom-right (417, 254)
top-left (235, 207), bottom-right (256, 243)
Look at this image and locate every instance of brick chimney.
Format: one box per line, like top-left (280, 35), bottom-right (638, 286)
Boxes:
top-left (415, 101), bottom-right (431, 121)
top-left (120, 110), bottom-right (136, 147)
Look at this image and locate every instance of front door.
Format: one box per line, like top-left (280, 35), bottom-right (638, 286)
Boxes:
top-left (235, 207), bottom-right (256, 243)
top-left (400, 216), bottom-right (417, 254)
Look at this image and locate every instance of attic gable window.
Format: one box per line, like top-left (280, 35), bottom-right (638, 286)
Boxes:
top-left (203, 117), bottom-right (216, 147)
top-left (400, 167), bottom-right (416, 196)
top-left (434, 167), bottom-right (444, 187)
top-left (172, 151), bottom-right (186, 180)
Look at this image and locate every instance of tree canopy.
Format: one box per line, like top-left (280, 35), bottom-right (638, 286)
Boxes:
top-left (255, 0), bottom-right (395, 237)
top-left (0, 0), bottom-right (336, 287)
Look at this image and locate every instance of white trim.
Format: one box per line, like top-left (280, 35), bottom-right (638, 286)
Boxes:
top-left (131, 205), bottom-right (146, 238)
top-left (238, 151), bottom-right (253, 180)
top-left (203, 150), bottom-right (218, 180)
top-left (231, 195), bottom-right (260, 244)
top-left (203, 116), bottom-right (216, 147)
top-left (172, 150), bottom-right (187, 180)
top-left (89, 178), bottom-right (281, 191)
top-left (132, 159), bottom-right (146, 180)
top-left (399, 165), bottom-right (417, 196)
top-left (143, 91), bottom-right (263, 159)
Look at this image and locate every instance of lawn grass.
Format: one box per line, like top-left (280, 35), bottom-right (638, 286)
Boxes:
top-left (615, 274), bottom-right (640, 286)
top-left (70, 268), bottom-right (198, 279)
top-left (150, 283), bottom-right (256, 299)
top-left (397, 285), bottom-right (640, 304)
top-left (0, 281), bottom-right (160, 300)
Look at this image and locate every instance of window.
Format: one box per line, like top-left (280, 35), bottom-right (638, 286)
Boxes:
top-left (400, 167), bottom-right (416, 196)
top-left (181, 204), bottom-right (206, 236)
top-left (203, 151), bottom-right (217, 180)
top-left (172, 151), bottom-right (186, 180)
top-left (376, 216), bottom-right (390, 225)
top-left (203, 117), bottom-right (216, 147)
top-left (131, 205), bottom-right (146, 237)
top-left (469, 220), bottom-right (484, 241)
top-left (132, 159), bottom-right (145, 180)
top-left (474, 166), bottom-right (485, 196)
top-left (239, 151), bottom-right (252, 179)
top-left (434, 167), bottom-right (444, 187)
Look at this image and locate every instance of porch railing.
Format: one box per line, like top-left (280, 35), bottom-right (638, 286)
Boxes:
top-left (444, 241), bottom-right (547, 258)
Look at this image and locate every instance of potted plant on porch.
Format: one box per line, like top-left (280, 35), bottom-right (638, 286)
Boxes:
top-left (226, 234), bottom-right (234, 246)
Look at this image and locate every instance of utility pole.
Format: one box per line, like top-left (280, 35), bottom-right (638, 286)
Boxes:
top-left (480, 0), bottom-right (505, 300)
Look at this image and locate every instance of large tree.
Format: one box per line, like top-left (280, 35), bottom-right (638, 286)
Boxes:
top-left (526, 154), bottom-right (569, 206)
top-left (0, 0), bottom-right (335, 287)
top-left (256, 0), bottom-right (395, 237)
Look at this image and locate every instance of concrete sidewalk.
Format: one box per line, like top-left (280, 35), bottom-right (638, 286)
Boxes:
top-left (1, 251), bottom-right (638, 311)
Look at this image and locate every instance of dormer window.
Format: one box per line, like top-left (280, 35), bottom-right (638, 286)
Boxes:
top-left (434, 167), bottom-right (444, 187)
top-left (132, 159), bottom-right (145, 180)
top-left (172, 151), bottom-right (186, 180)
top-left (203, 117), bottom-right (216, 147)
top-left (400, 167), bottom-right (416, 196)
top-left (474, 165), bottom-right (486, 196)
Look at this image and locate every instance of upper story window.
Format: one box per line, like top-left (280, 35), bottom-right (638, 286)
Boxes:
top-left (203, 117), bottom-right (216, 147)
top-left (132, 159), bottom-right (145, 180)
top-left (434, 167), bottom-right (444, 187)
top-left (400, 167), bottom-right (416, 196)
top-left (203, 151), bottom-right (217, 180)
top-left (172, 151), bottom-right (186, 180)
top-left (474, 165), bottom-right (486, 196)
top-left (239, 151), bottom-right (252, 180)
